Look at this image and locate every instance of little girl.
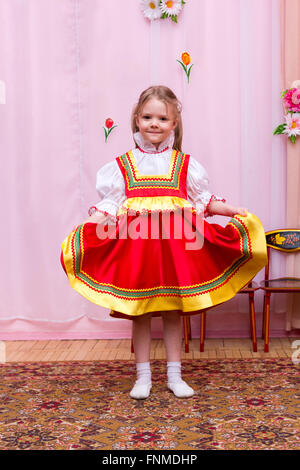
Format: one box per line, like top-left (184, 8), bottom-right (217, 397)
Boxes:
top-left (61, 86), bottom-right (267, 400)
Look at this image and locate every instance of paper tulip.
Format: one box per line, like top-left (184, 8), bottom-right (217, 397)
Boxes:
top-left (181, 52), bottom-right (191, 66)
top-left (103, 118), bottom-right (117, 142)
top-left (177, 52), bottom-right (194, 83)
top-left (105, 118), bottom-right (114, 129)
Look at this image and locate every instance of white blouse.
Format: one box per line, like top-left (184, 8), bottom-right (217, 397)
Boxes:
top-left (91, 131), bottom-right (224, 219)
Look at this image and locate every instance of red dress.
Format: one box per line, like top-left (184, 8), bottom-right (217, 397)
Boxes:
top-left (60, 149), bottom-right (267, 319)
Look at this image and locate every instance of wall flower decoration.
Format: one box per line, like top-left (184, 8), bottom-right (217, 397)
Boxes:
top-left (140, 0), bottom-right (186, 23)
top-left (282, 87), bottom-right (300, 113)
top-left (140, 0), bottom-right (161, 20)
top-left (160, 0), bottom-right (184, 22)
top-left (282, 113), bottom-right (300, 140)
top-left (103, 118), bottom-right (117, 143)
top-left (273, 88), bottom-right (300, 143)
top-left (177, 52), bottom-right (194, 83)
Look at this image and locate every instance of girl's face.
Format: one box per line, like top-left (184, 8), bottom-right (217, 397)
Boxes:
top-left (136, 98), bottom-right (178, 149)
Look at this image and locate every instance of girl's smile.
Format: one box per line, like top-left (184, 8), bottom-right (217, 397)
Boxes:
top-left (135, 98), bottom-right (178, 149)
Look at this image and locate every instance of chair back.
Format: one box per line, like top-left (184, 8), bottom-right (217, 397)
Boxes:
top-left (265, 229), bottom-right (300, 279)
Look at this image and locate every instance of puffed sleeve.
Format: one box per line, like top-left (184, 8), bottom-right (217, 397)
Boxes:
top-left (186, 157), bottom-right (226, 217)
top-left (88, 160), bottom-right (126, 221)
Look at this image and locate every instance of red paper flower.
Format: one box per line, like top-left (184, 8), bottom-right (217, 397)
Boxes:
top-left (282, 88), bottom-right (300, 112)
top-left (105, 118), bottom-right (114, 129)
top-left (103, 118), bottom-right (117, 142)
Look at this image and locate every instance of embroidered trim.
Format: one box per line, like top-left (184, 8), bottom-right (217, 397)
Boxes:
top-left (137, 145), bottom-right (169, 154)
top-left (204, 195), bottom-right (226, 217)
top-left (88, 206), bottom-right (118, 220)
top-left (116, 196), bottom-right (195, 216)
top-left (117, 206), bottom-right (197, 217)
top-left (126, 150), bottom-right (178, 180)
top-left (117, 150), bottom-right (186, 191)
top-left (133, 130), bottom-right (175, 152)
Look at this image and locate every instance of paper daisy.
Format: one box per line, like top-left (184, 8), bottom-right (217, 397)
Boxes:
top-left (140, 0), bottom-right (161, 20)
top-left (159, 0), bottom-right (183, 17)
top-left (274, 112), bottom-right (300, 144)
top-left (283, 113), bottom-right (300, 138)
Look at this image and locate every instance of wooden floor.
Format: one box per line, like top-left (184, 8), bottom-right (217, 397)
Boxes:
top-left (1, 337), bottom-right (296, 362)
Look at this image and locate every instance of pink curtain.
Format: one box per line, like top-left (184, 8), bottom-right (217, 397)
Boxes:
top-left (0, 0), bottom-right (287, 340)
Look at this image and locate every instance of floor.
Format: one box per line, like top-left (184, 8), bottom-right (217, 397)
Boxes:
top-left (2, 337), bottom-right (296, 362)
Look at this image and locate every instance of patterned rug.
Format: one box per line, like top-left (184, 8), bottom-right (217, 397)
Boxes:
top-left (0, 359), bottom-right (299, 450)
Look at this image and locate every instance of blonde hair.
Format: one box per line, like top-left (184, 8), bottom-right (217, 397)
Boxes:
top-left (131, 86), bottom-right (183, 151)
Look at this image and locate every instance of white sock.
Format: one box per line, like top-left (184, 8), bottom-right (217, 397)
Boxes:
top-left (135, 361), bottom-right (152, 385)
top-left (130, 362), bottom-right (152, 399)
top-left (167, 361), bottom-right (194, 398)
top-left (167, 361), bottom-right (182, 384)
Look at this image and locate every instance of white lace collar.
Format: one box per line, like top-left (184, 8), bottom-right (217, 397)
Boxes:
top-left (133, 131), bottom-right (174, 154)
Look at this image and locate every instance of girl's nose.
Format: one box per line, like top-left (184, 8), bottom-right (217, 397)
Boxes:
top-left (150, 119), bottom-right (159, 127)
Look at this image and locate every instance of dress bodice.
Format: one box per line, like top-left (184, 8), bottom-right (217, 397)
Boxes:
top-left (116, 149), bottom-right (190, 200)
top-left (89, 131), bottom-right (225, 220)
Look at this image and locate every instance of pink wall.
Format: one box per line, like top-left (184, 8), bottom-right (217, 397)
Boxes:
top-left (0, 0), bottom-right (289, 340)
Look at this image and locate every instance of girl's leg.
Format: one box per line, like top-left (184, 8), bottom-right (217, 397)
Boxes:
top-left (161, 310), bottom-right (182, 362)
top-left (130, 313), bottom-right (152, 399)
top-left (132, 312), bottom-right (152, 363)
top-left (162, 311), bottom-right (194, 398)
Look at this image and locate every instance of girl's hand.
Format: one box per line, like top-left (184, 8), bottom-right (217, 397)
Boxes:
top-left (83, 213), bottom-right (108, 225)
top-left (72, 213), bottom-right (108, 231)
top-left (230, 207), bottom-right (248, 217)
top-left (208, 200), bottom-right (248, 217)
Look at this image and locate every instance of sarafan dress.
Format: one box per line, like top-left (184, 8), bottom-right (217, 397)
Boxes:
top-left (60, 131), bottom-right (267, 319)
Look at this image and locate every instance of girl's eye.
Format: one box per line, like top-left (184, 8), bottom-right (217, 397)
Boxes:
top-left (142, 115), bottom-right (167, 120)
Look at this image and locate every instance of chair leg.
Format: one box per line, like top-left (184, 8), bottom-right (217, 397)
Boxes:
top-left (248, 292), bottom-right (257, 352)
top-left (183, 316), bottom-right (190, 353)
top-left (264, 292), bottom-right (271, 353)
top-left (262, 294), bottom-right (266, 339)
top-left (187, 316), bottom-right (192, 340)
top-left (200, 311), bottom-right (206, 352)
top-left (131, 321), bottom-right (134, 353)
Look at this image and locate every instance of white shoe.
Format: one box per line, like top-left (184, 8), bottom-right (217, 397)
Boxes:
top-left (168, 381), bottom-right (194, 398)
top-left (130, 383), bottom-right (152, 400)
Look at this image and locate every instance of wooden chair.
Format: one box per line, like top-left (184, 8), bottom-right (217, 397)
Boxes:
top-left (260, 229), bottom-right (300, 352)
top-left (183, 282), bottom-right (259, 353)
